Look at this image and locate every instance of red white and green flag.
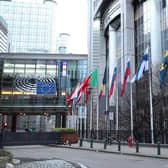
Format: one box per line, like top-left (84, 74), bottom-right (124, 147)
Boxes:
top-left (89, 69), bottom-right (98, 87)
top-left (78, 69), bottom-right (97, 97)
top-left (66, 86), bottom-right (77, 106)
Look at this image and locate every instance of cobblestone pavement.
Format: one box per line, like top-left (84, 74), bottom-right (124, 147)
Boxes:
top-left (15, 159), bottom-right (79, 168)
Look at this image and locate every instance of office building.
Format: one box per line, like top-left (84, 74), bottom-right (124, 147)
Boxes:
top-left (0, 52), bottom-right (87, 132)
top-left (0, 16), bottom-right (8, 52)
top-left (88, 0), bottom-right (168, 143)
top-left (0, 0), bottom-right (57, 53)
top-left (56, 33), bottom-right (70, 54)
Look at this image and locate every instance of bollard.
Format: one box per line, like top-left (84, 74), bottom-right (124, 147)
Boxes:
top-left (90, 139), bottom-right (93, 148)
top-left (0, 133), bottom-right (3, 149)
top-left (157, 141), bottom-right (160, 155)
top-left (69, 139), bottom-right (71, 146)
top-left (104, 139), bottom-right (107, 150)
top-left (118, 140), bottom-right (120, 152)
top-left (109, 138), bottom-right (112, 145)
top-left (79, 138), bottom-right (83, 147)
top-left (136, 141), bottom-right (139, 153)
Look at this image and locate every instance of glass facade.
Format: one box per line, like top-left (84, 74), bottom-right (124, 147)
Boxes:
top-left (134, 0), bottom-right (151, 109)
top-left (0, 56), bottom-right (87, 110)
top-left (161, 0), bottom-right (168, 54)
top-left (0, 0), bottom-right (57, 53)
top-left (0, 16), bottom-right (8, 52)
top-left (134, 0), bottom-right (151, 63)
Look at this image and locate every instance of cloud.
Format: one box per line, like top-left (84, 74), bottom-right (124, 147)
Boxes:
top-left (56, 0), bottom-right (88, 54)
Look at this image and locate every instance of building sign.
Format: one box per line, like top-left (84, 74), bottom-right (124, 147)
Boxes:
top-left (78, 106), bottom-right (86, 119)
top-left (109, 112), bottom-right (114, 121)
top-left (36, 81), bottom-right (56, 95)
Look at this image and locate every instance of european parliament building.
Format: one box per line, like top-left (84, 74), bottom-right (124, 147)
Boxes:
top-left (88, 0), bottom-right (168, 143)
top-left (0, 0), bottom-right (88, 132)
top-left (0, 53), bottom-right (87, 132)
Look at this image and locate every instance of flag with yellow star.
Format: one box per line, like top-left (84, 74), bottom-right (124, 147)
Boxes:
top-left (160, 51), bottom-right (168, 88)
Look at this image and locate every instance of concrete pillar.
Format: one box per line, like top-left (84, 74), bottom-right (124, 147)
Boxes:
top-left (11, 114), bottom-right (17, 132)
top-left (151, 0), bottom-right (161, 66)
top-left (55, 113), bottom-right (61, 128)
top-left (35, 115), bottom-right (40, 131)
top-left (120, 0), bottom-right (135, 79)
top-left (150, 0), bottom-right (162, 95)
top-left (109, 26), bottom-right (117, 106)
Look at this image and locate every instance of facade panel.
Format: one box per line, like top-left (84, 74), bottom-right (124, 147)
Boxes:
top-left (0, 0), bottom-right (57, 53)
top-left (0, 53), bottom-right (87, 132)
top-left (89, 0), bottom-right (168, 143)
top-left (0, 16), bottom-right (8, 52)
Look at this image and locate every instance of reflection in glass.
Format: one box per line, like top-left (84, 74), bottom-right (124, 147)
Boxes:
top-left (36, 62), bottom-right (45, 74)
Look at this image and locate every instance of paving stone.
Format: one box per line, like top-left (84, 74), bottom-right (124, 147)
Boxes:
top-left (15, 159), bottom-right (76, 168)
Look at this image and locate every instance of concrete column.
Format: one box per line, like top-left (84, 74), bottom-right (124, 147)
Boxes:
top-left (36, 115), bottom-right (40, 131)
top-left (11, 114), bottom-right (17, 132)
top-left (150, 0), bottom-right (162, 95)
top-left (60, 115), bottom-right (63, 128)
top-left (151, 0), bottom-right (161, 65)
top-left (108, 26), bottom-right (117, 106)
top-left (120, 0), bottom-right (135, 79)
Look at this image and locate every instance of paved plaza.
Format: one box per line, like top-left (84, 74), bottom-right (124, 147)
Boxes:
top-left (15, 160), bottom-right (78, 168)
top-left (4, 144), bottom-right (168, 168)
top-left (54, 140), bottom-right (168, 159)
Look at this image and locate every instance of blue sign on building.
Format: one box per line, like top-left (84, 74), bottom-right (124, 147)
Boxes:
top-left (36, 81), bottom-right (56, 95)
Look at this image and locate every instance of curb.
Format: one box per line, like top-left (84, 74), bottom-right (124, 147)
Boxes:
top-left (49, 144), bottom-right (96, 152)
top-left (97, 149), bottom-right (168, 160)
top-left (49, 145), bottom-right (168, 160)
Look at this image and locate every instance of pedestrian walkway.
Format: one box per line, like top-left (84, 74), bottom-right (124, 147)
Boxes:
top-left (51, 140), bottom-right (168, 159)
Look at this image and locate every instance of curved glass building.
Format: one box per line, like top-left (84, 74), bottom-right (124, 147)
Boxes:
top-left (88, 0), bottom-right (168, 143)
top-left (0, 53), bottom-right (87, 132)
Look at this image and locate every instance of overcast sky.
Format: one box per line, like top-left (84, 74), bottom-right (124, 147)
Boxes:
top-left (15, 0), bottom-right (88, 54)
top-left (56, 0), bottom-right (88, 54)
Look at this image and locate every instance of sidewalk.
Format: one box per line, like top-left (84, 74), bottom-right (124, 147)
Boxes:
top-left (50, 140), bottom-right (168, 159)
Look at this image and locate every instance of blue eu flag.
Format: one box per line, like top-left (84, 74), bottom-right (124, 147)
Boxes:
top-left (36, 81), bottom-right (56, 95)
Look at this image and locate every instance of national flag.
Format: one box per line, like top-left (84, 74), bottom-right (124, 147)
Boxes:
top-left (77, 77), bottom-right (90, 97)
top-left (160, 51), bottom-right (168, 88)
top-left (66, 86), bottom-right (77, 106)
top-left (70, 98), bottom-right (77, 115)
top-left (36, 81), bottom-right (56, 95)
top-left (99, 67), bottom-right (106, 100)
top-left (89, 69), bottom-right (98, 87)
top-left (85, 87), bottom-right (89, 104)
top-left (99, 84), bottom-right (104, 100)
top-left (77, 69), bottom-right (97, 97)
top-left (71, 84), bottom-right (80, 100)
top-left (131, 48), bottom-right (149, 83)
top-left (120, 61), bottom-right (131, 96)
top-left (75, 82), bottom-right (82, 105)
top-left (70, 101), bottom-right (73, 115)
top-left (108, 67), bottom-right (117, 100)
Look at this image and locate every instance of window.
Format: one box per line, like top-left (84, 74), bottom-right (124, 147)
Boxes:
top-left (61, 61), bottom-right (67, 77)
top-left (163, 0), bottom-right (166, 8)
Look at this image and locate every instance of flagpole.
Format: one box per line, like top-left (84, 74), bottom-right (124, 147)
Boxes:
top-left (96, 96), bottom-right (99, 140)
top-left (116, 69), bottom-right (119, 140)
top-left (84, 105), bottom-right (87, 139)
top-left (149, 56), bottom-right (154, 144)
top-left (106, 83), bottom-right (108, 139)
top-left (105, 65), bottom-right (108, 139)
top-left (130, 82), bottom-right (133, 141)
top-left (90, 93), bottom-right (92, 139)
